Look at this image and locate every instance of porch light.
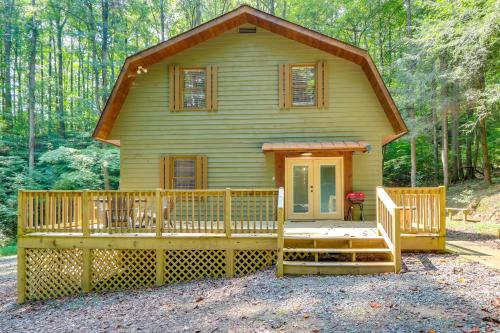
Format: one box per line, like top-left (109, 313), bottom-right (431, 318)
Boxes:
top-left (300, 152), bottom-right (313, 156)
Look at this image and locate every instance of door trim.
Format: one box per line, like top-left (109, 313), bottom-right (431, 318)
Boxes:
top-left (284, 157), bottom-right (344, 220)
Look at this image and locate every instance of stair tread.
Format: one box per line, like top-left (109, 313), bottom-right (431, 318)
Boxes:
top-left (284, 248), bottom-right (391, 253)
top-left (283, 261), bottom-right (395, 267)
top-left (284, 234), bottom-right (383, 240)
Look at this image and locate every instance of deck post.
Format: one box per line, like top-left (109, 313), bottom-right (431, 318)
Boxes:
top-left (81, 190), bottom-right (90, 237)
top-left (226, 249), bottom-right (234, 277)
top-left (438, 185), bottom-right (446, 250)
top-left (392, 207), bottom-right (401, 273)
top-left (156, 248), bottom-right (165, 285)
top-left (375, 187), bottom-right (381, 236)
top-left (156, 189), bottom-right (163, 237)
top-left (224, 188), bottom-right (232, 237)
top-left (276, 187), bottom-right (285, 277)
top-left (82, 249), bottom-right (92, 292)
top-left (81, 190), bottom-right (91, 292)
top-left (17, 190), bottom-right (26, 303)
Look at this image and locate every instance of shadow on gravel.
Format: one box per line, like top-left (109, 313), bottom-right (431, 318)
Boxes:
top-left (402, 254), bottom-right (438, 272)
top-left (446, 229), bottom-right (498, 242)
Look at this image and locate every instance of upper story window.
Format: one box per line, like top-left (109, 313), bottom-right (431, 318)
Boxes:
top-left (291, 65), bottom-right (316, 106)
top-left (183, 68), bottom-right (206, 109)
top-left (279, 61), bottom-right (328, 109)
top-left (169, 65), bottom-right (217, 111)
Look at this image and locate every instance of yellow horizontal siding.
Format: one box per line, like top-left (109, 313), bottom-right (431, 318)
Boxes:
top-left (110, 26), bottom-right (394, 220)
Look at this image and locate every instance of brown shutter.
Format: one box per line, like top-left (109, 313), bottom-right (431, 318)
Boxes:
top-left (195, 156), bottom-right (208, 189)
top-left (278, 64), bottom-right (291, 109)
top-left (278, 64), bottom-right (285, 108)
top-left (175, 65), bottom-right (181, 110)
top-left (206, 66), bottom-right (212, 110)
top-left (168, 65), bottom-right (181, 111)
top-left (284, 64), bottom-right (291, 108)
top-left (316, 60), bottom-right (328, 108)
top-left (168, 65), bottom-right (175, 111)
top-left (205, 65), bottom-right (217, 111)
top-left (160, 156), bottom-right (173, 189)
top-left (211, 65), bottom-right (218, 110)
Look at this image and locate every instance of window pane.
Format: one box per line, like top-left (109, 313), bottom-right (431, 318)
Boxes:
top-left (320, 165), bottom-right (336, 213)
top-left (173, 159), bottom-right (196, 189)
top-left (293, 165), bottom-right (309, 213)
top-left (183, 69), bottom-right (206, 109)
top-left (291, 66), bottom-right (316, 106)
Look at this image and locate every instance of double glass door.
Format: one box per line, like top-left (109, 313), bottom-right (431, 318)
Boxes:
top-left (285, 158), bottom-right (343, 220)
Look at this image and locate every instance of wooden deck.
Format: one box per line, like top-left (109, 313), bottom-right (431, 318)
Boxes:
top-left (16, 186), bottom-right (446, 303)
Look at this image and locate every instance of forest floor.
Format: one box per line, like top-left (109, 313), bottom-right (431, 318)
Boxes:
top-left (446, 179), bottom-right (500, 250)
top-left (1, 253), bottom-right (499, 333)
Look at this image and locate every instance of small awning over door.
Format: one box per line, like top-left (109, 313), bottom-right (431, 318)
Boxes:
top-left (261, 141), bottom-right (370, 153)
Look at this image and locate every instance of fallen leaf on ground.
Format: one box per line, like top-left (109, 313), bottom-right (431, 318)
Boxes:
top-left (195, 296), bottom-right (204, 302)
top-left (482, 316), bottom-right (500, 324)
top-left (370, 302), bottom-right (381, 309)
top-left (491, 298), bottom-right (500, 308)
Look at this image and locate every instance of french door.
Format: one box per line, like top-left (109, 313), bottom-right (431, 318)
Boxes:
top-left (285, 157), bottom-right (343, 220)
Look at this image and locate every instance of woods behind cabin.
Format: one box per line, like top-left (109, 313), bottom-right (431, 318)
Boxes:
top-left (0, 0), bottom-right (498, 242)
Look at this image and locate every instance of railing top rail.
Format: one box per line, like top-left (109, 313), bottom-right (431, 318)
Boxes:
top-left (377, 187), bottom-right (399, 213)
top-left (227, 188), bottom-right (278, 193)
top-left (384, 186), bottom-right (444, 193)
top-left (20, 188), bottom-right (279, 194)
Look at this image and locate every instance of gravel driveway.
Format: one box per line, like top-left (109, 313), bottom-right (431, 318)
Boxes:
top-left (1, 254), bottom-right (499, 333)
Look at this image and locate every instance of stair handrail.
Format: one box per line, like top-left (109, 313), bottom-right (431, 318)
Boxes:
top-left (276, 187), bottom-right (285, 277)
top-left (376, 186), bottom-right (402, 272)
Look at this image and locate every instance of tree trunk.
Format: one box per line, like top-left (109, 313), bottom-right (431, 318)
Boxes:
top-left (432, 104), bottom-right (439, 184)
top-left (442, 109), bottom-right (449, 187)
top-left (28, 0), bottom-right (37, 177)
top-left (464, 106), bottom-right (475, 179)
top-left (56, 18), bottom-right (66, 137)
top-left (440, 54), bottom-right (450, 187)
top-left (2, 0), bottom-right (14, 130)
top-left (101, 0), bottom-right (109, 107)
top-left (48, 36), bottom-right (54, 134)
top-left (450, 85), bottom-right (461, 182)
top-left (406, 0), bottom-right (417, 187)
top-left (480, 119), bottom-right (492, 184)
top-left (160, 0), bottom-right (166, 41)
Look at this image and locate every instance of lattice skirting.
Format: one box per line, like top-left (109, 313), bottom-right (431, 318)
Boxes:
top-left (23, 248), bottom-right (277, 301)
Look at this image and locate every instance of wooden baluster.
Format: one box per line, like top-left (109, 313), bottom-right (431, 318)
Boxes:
top-left (156, 189), bottom-right (162, 237)
top-left (224, 188), bottom-right (232, 237)
top-left (247, 193), bottom-right (250, 232)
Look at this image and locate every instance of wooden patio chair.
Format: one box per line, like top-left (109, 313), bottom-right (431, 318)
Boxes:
top-left (105, 196), bottom-right (135, 230)
top-left (162, 196), bottom-right (176, 229)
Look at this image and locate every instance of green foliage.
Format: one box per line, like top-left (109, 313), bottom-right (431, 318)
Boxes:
top-left (0, 0), bottom-right (498, 242)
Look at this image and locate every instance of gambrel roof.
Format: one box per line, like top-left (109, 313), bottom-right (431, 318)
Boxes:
top-left (93, 4), bottom-right (407, 146)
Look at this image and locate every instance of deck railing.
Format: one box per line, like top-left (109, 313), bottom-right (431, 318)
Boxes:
top-left (276, 187), bottom-right (285, 277)
top-left (385, 186), bottom-right (446, 235)
top-left (376, 187), bottom-right (401, 272)
top-left (18, 188), bottom-right (279, 236)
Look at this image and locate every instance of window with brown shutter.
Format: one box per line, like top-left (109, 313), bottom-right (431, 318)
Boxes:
top-left (183, 69), bottom-right (206, 109)
top-left (169, 65), bottom-right (217, 111)
top-left (291, 65), bottom-right (316, 106)
top-left (278, 61), bottom-right (328, 109)
top-left (160, 156), bottom-right (208, 189)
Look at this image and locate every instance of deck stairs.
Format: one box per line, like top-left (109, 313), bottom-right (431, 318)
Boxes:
top-left (282, 230), bottom-right (396, 275)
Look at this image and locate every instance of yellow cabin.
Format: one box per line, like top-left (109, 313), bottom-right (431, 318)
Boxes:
top-left (16, 5), bottom-right (446, 303)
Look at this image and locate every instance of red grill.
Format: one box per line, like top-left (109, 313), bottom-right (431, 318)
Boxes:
top-left (346, 192), bottom-right (365, 221)
top-left (346, 192), bottom-right (365, 204)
